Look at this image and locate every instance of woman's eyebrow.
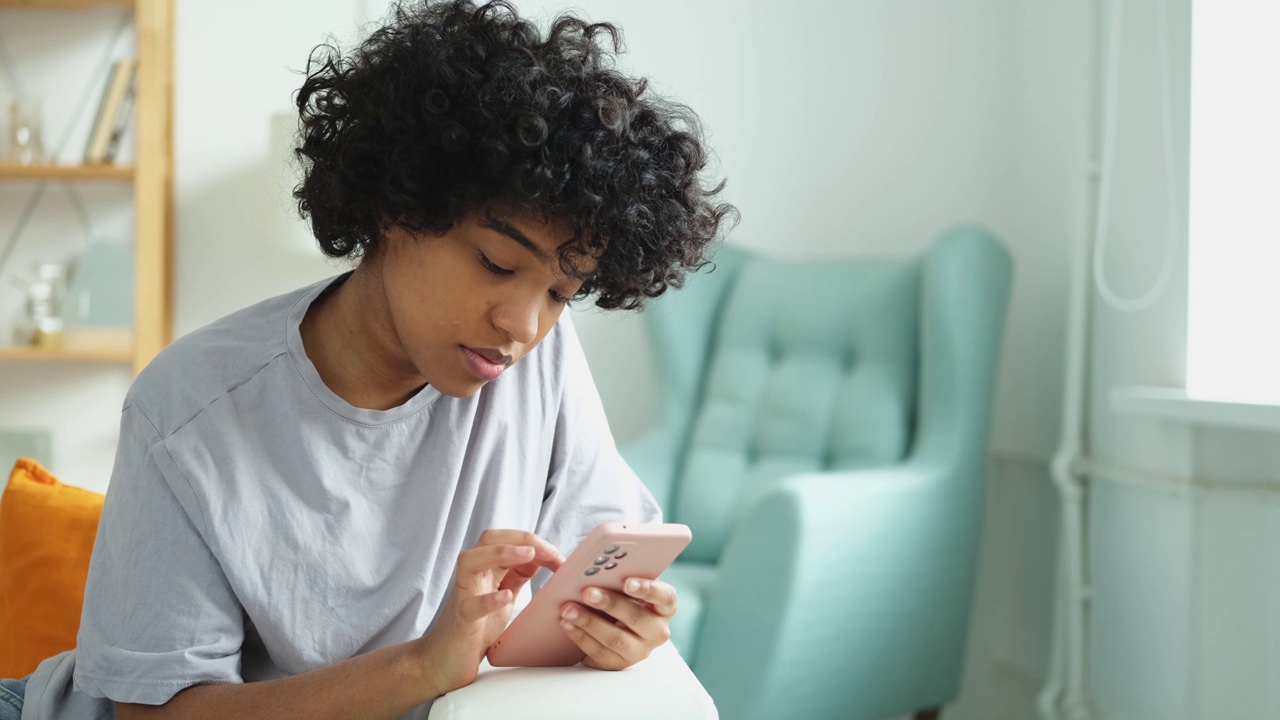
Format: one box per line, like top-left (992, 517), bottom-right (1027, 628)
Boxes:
top-left (480, 217), bottom-right (548, 261)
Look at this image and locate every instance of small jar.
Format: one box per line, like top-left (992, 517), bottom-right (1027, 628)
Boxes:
top-left (8, 94), bottom-right (46, 166)
top-left (20, 263), bottom-right (69, 348)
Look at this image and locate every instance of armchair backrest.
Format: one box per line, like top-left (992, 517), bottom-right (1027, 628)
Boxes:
top-left (674, 253), bottom-right (920, 562)
top-left (642, 227), bottom-right (1012, 564)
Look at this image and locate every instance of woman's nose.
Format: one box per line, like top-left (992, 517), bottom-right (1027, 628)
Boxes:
top-left (493, 295), bottom-right (540, 345)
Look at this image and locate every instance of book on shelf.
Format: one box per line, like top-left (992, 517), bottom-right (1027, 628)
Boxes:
top-left (83, 58), bottom-right (138, 166)
top-left (102, 73), bottom-right (137, 164)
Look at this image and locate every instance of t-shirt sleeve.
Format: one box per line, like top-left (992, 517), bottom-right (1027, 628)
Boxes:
top-left (73, 402), bottom-right (244, 705)
top-left (533, 317), bottom-right (662, 577)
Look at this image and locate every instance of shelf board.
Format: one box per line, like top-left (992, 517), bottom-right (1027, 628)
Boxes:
top-left (0, 162), bottom-right (133, 180)
top-left (0, 0), bottom-right (133, 9)
top-left (0, 345), bottom-right (133, 363)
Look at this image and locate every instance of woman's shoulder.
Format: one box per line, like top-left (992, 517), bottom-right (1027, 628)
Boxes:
top-left (126, 281), bottom-right (324, 437)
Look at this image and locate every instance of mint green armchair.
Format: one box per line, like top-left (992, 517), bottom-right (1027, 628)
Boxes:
top-left (622, 227), bottom-right (1012, 720)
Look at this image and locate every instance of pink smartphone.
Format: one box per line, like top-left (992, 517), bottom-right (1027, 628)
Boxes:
top-left (486, 522), bottom-right (692, 667)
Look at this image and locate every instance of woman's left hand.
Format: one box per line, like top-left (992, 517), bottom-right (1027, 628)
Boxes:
top-left (559, 578), bottom-right (677, 670)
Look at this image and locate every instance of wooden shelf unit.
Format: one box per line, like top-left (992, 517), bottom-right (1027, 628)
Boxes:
top-left (0, 0), bottom-right (172, 376)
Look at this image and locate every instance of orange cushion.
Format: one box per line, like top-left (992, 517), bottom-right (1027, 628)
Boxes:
top-left (0, 458), bottom-right (104, 677)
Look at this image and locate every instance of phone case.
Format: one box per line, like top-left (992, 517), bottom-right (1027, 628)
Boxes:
top-left (485, 522), bottom-right (692, 667)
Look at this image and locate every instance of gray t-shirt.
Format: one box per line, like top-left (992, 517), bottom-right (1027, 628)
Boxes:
top-left (20, 274), bottom-right (660, 720)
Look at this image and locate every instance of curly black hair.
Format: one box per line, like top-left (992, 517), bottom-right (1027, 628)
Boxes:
top-left (291, 0), bottom-right (737, 310)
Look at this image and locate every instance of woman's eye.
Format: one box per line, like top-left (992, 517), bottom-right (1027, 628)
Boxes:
top-left (479, 250), bottom-right (571, 304)
top-left (478, 253), bottom-right (513, 276)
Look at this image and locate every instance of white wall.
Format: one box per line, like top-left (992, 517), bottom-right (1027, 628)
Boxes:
top-left (174, 1), bottom-right (360, 337)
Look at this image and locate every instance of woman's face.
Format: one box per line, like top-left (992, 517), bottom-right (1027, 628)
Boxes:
top-left (376, 210), bottom-right (588, 398)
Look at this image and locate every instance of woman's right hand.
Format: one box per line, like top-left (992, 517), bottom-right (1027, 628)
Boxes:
top-left (412, 529), bottom-right (564, 696)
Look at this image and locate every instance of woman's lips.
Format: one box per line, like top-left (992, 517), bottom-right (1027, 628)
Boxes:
top-left (461, 346), bottom-right (510, 381)
top-left (467, 347), bottom-right (513, 364)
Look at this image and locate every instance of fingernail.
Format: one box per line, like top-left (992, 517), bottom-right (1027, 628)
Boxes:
top-left (585, 588), bottom-right (603, 604)
top-left (560, 620), bottom-right (575, 631)
top-left (625, 578), bottom-right (641, 593)
top-left (562, 605), bottom-right (579, 621)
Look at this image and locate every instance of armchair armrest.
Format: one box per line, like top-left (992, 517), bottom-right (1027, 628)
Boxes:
top-left (428, 642), bottom-right (718, 720)
top-left (693, 459), bottom-right (984, 720)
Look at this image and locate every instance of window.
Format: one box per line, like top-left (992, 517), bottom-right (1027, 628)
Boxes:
top-left (1186, 1), bottom-right (1280, 405)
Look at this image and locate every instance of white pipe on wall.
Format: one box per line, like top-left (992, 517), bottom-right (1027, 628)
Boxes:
top-left (1039, 196), bottom-right (1095, 720)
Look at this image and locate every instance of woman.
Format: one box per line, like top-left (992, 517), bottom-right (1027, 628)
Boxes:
top-left (2, 1), bottom-right (733, 718)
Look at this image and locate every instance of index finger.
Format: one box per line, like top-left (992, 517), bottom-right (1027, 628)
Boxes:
top-left (477, 529), bottom-right (564, 570)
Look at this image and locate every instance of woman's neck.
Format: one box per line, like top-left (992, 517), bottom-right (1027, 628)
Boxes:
top-left (299, 260), bottom-right (429, 411)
